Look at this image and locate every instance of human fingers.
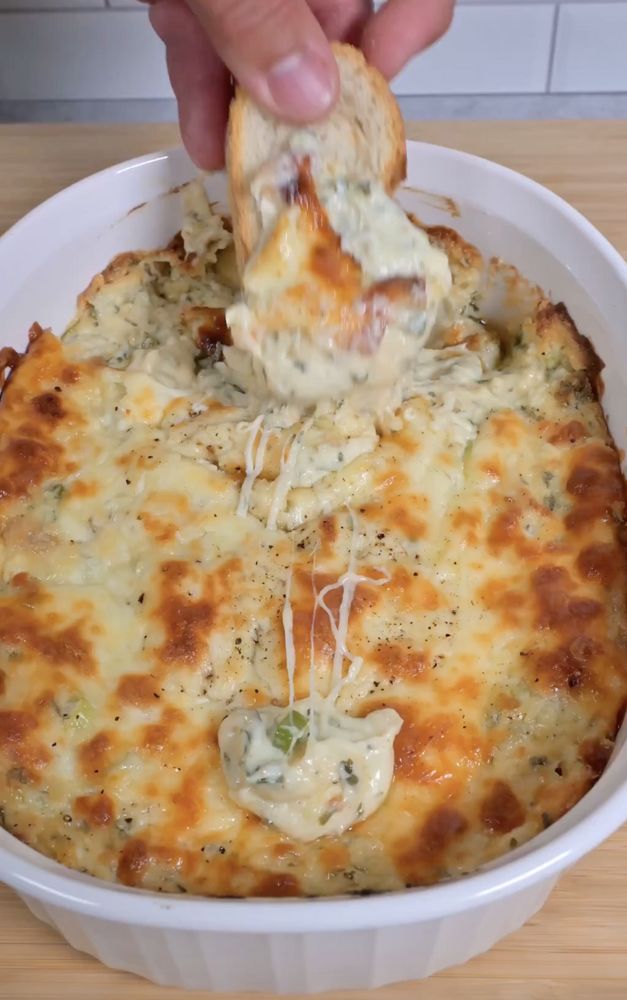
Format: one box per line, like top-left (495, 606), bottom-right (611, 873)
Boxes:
top-left (360, 0), bottom-right (455, 79)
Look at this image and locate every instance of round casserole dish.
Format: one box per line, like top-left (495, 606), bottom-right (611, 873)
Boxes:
top-left (0, 141), bottom-right (626, 993)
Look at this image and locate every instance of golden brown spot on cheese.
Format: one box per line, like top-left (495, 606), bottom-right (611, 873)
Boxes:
top-left (69, 479), bottom-right (98, 498)
top-left (282, 158), bottom-right (362, 301)
top-left (61, 365), bottom-right (80, 385)
top-left (452, 508), bottom-right (482, 545)
top-left (454, 675), bottom-right (482, 700)
top-left (580, 739), bottom-right (613, 779)
top-left (170, 771), bottom-right (206, 831)
top-left (532, 565), bottom-right (602, 632)
top-left (318, 515), bottom-right (338, 559)
top-left (487, 501), bottom-right (522, 554)
top-left (480, 781), bottom-right (525, 834)
top-left (419, 805), bottom-right (468, 859)
top-left (141, 722), bottom-right (169, 752)
top-left (547, 420), bottom-right (588, 445)
top-left (576, 543), bottom-right (622, 586)
top-left (139, 511), bottom-right (177, 544)
top-left (32, 392), bottom-right (64, 421)
top-left (318, 840), bottom-right (350, 871)
top-left (186, 306), bottom-right (232, 353)
top-left (0, 710), bottom-right (36, 752)
top-left (153, 559), bottom-right (241, 668)
top-left (0, 670), bottom-right (5, 696)
top-left (383, 497), bottom-right (427, 540)
top-left (479, 461), bottom-right (502, 482)
top-left (0, 709), bottom-right (48, 773)
top-left (477, 579), bottom-right (527, 627)
top-left (566, 444), bottom-right (625, 532)
top-left (490, 412), bottom-right (524, 446)
top-left (387, 567), bottom-right (441, 612)
top-left (74, 793), bottom-right (114, 827)
top-left (79, 730), bottom-right (115, 776)
top-left (309, 237), bottom-right (361, 294)
top-left (117, 838), bottom-right (149, 887)
top-left (117, 673), bottom-right (158, 707)
top-left (254, 873), bottom-right (302, 897)
top-left (0, 602), bottom-right (96, 675)
top-left (240, 687), bottom-right (269, 707)
top-left (0, 437), bottom-right (62, 503)
top-left (533, 635), bottom-right (600, 693)
top-left (394, 711), bottom-right (452, 782)
top-left (363, 275), bottom-right (425, 307)
top-left (373, 643), bottom-right (427, 681)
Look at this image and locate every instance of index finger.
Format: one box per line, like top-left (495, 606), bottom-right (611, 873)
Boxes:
top-left (361, 0), bottom-right (455, 79)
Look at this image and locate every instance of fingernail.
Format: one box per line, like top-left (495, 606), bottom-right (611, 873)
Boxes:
top-left (267, 49), bottom-right (336, 120)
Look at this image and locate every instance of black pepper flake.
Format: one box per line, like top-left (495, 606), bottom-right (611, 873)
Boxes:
top-left (138, 593), bottom-right (145, 604)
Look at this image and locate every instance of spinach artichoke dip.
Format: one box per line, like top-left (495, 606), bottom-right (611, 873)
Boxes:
top-left (0, 165), bottom-right (626, 899)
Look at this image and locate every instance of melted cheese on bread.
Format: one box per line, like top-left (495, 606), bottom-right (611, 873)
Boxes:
top-left (226, 157), bottom-right (452, 403)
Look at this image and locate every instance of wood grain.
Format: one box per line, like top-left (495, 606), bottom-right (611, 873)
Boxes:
top-left (1, 121), bottom-right (627, 1000)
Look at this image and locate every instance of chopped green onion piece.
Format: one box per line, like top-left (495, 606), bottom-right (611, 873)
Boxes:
top-left (271, 709), bottom-right (308, 754)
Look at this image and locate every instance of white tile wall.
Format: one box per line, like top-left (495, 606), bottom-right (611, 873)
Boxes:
top-left (0, 10), bottom-right (170, 100)
top-left (0, 1), bottom-right (626, 104)
top-left (393, 4), bottom-right (554, 95)
top-left (551, 3), bottom-right (627, 92)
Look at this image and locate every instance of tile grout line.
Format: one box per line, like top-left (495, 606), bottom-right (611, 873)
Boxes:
top-left (545, 2), bottom-right (561, 92)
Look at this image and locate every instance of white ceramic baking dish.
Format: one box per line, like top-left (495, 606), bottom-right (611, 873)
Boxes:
top-left (0, 141), bottom-right (627, 994)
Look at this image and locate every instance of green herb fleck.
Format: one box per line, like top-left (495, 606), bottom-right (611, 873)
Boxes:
top-left (47, 483), bottom-right (66, 500)
top-left (339, 759), bottom-right (359, 786)
top-left (271, 709), bottom-right (308, 754)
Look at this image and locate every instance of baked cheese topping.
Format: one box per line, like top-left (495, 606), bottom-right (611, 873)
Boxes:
top-left (219, 513), bottom-right (402, 839)
top-left (0, 179), bottom-right (625, 898)
top-left (226, 156), bottom-right (452, 403)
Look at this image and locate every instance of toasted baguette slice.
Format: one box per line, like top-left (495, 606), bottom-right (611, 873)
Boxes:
top-left (226, 42), bottom-right (406, 268)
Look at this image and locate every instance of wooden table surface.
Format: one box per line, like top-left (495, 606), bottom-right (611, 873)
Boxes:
top-left (1, 120), bottom-right (627, 1000)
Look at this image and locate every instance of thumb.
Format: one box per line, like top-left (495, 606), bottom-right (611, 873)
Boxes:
top-left (186, 0), bottom-right (339, 122)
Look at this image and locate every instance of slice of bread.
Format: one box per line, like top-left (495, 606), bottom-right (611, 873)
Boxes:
top-left (226, 42), bottom-right (406, 269)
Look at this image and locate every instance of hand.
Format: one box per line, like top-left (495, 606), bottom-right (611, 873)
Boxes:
top-left (147, 0), bottom-right (455, 170)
